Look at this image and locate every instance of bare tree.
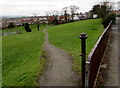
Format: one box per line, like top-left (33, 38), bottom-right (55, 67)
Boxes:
top-left (45, 11), bottom-right (50, 25)
top-left (69, 5), bottom-right (79, 21)
top-left (62, 7), bottom-right (68, 21)
top-left (2, 17), bottom-right (9, 36)
top-left (51, 10), bottom-right (60, 17)
top-left (2, 17), bottom-right (8, 29)
top-left (50, 10), bottom-right (60, 25)
top-left (33, 13), bottom-right (41, 30)
top-left (45, 11), bottom-right (55, 25)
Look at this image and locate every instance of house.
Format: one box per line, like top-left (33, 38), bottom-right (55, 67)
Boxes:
top-left (93, 14), bottom-right (97, 18)
top-left (73, 15), bottom-right (79, 20)
top-left (0, 22), bottom-right (2, 30)
top-left (85, 12), bottom-right (91, 19)
top-left (59, 16), bottom-right (64, 21)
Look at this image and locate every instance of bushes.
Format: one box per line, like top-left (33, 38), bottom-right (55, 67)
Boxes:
top-left (24, 23), bottom-right (32, 32)
top-left (8, 22), bottom-right (15, 28)
top-left (53, 18), bottom-right (58, 25)
top-left (102, 13), bottom-right (116, 28)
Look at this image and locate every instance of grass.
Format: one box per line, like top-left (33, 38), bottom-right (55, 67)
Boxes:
top-left (2, 24), bottom-right (47, 86)
top-left (47, 19), bottom-right (104, 72)
top-left (2, 19), bottom-right (104, 86)
top-left (2, 24), bottom-right (46, 33)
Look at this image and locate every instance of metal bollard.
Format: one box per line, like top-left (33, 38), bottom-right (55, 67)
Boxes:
top-left (79, 33), bottom-right (88, 88)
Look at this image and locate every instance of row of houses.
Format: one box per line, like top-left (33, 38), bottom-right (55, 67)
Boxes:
top-left (1, 16), bottom-right (46, 29)
top-left (1, 12), bottom-right (92, 29)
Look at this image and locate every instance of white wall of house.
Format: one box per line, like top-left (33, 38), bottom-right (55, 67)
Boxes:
top-left (73, 15), bottom-right (79, 20)
top-left (93, 14), bottom-right (97, 18)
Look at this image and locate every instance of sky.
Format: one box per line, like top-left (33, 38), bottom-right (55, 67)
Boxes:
top-left (0, 0), bottom-right (119, 16)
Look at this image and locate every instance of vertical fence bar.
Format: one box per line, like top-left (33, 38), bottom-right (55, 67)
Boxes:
top-left (79, 33), bottom-right (88, 88)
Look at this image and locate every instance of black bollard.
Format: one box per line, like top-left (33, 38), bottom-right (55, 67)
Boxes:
top-left (79, 33), bottom-right (88, 88)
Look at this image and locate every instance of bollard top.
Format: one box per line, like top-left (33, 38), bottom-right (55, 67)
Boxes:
top-left (79, 33), bottom-right (88, 39)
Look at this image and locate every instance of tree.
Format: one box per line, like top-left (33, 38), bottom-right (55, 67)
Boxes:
top-left (51, 10), bottom-right (59, 25)
top-left (8, 22), bottom-right (15, 28)
top-left (92, 5), bottom-right (100, 14)
top-left (99, 2), bottom-right (113, 18)
top-left (92, 1), bottom-right (115, 27)
top-left (69, 5), bottom-right (79, 21)
top-left (62, 7), bottom-right (68, 21)
top-left (2, 17), bottom-right (8, 29)
top-left (92, 1), bottom-right (113, 18)
top-left (45, 11), bottom-right (51, 25)
top-left (76, 13), bottom-right (83, 20)
top-left (24, 23), bottom-right (32, 32)
top-left (2, 17), bottom-right (8, 36)
top-left (89, 10), bottom-right (94, 19)
top-left (102, 12), bottom-right (116, 28)
top-left (33, 13), bottom-right (41, 30)
top-left (92, 4), bottom-right (101, 17)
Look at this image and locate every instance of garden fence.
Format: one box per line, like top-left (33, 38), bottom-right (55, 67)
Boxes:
top-left (86, 21), bottom-right (112, 88)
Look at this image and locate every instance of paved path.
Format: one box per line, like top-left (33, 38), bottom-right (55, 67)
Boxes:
top-left (118, 17), bottom-right (120, 87)
top-left (38, 29), bottom-right (81, 86)
top-left (102, 18), bottom-right (119, 87)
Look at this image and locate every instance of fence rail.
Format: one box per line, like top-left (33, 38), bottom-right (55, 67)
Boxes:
top-left (86, 21), bottom-right (112, 88)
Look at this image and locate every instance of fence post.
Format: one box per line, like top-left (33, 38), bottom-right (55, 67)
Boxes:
top-left (79, 33), bottom-right (88, 88)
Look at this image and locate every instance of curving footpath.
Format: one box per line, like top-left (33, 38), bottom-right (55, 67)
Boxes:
top-left (38, 29), bottom-right (81, 86)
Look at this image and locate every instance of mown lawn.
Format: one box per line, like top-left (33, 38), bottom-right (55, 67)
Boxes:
top-left (2, 19), bottom-right (104, 86)
top-left (2, 24), bottom-right (46, 33)
top-left (48, 19), bottom-right (104, 72)
top-left (2, 25), bottom-right (46, 86)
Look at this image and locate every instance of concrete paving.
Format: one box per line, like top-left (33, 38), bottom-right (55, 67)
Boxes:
top-left (102, 17), bottom-right (119, 87)
top-left (118, 17), bottom-right (120, 87)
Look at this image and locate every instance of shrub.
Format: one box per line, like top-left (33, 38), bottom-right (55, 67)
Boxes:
top-left (22, 23), bottom-right (25, 26)
top-left (53, 19), bottom-right (58, 25)
top-left (8, 22), bottom-right (15, 28)
top-left (102, 13), bottom-right (116, 28)
top-left (24, 23), bottom-right (32, 32)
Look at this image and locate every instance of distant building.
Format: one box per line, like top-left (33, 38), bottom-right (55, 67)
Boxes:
top-left (85, 12), bottom-right (91, 19)
top-left (0, 23), bottom-right (2, 30)
top-left (93, 14), bottom-right (97, 18)
top-left (73, 15), bottom-right (79, 20)
top-left (59, 16), bottom-right (64, 21)
top-left (1, 16), bottom-right (49, 29)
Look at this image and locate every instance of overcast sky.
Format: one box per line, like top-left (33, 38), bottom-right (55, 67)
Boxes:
top-left (0, 0), bottom-right (119, 16)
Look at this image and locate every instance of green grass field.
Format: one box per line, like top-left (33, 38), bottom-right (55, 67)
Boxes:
top-left (2, 25), bottom-right (46, 86)
top-left (2, 19), bottom-right (104, 86)
top-left (48, 19), bottom-right (104, 71)
top-left (2, 24), bottom-right (46, 33)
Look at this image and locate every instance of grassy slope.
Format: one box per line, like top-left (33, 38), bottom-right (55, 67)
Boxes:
top-left (2, 25), bottom-right (46, 86)
top-left (2, 24), bottom-right (46, 33)
top-left (48, 19), bottom-right (104, 71)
